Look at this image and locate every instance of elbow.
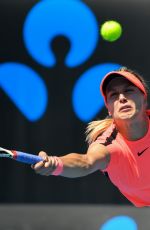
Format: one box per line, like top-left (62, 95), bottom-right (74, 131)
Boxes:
top-left (82, 155), bottom-right (93, 170)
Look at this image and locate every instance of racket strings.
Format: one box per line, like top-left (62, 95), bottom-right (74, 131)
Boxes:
top-left (0, 148), bottom-right (13, 158)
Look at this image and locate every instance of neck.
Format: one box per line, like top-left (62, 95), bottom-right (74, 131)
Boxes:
top-left (115, 114), bottom-right (149, 141)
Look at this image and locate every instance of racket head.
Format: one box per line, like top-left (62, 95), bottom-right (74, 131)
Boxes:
top-left (0, 147), bottom-right (13, 159)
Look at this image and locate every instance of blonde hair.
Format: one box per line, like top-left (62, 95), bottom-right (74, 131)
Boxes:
top-left (86, 117), bottom-right (113, 144)
top-left (85, 67), bottom-right (149, 145)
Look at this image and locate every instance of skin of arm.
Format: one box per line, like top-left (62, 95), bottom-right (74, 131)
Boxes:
top-left (32, 144), bottom-right (110, 178)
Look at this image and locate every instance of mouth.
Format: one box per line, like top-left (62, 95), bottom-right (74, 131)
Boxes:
top-left (119, 105), bottom-right (132, 112)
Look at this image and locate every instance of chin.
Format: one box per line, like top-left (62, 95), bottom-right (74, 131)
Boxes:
top-left (117, 112), bottom-right (136, 120)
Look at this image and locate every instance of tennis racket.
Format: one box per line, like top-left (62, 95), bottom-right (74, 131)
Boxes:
top-left (0, 147), bottom-right (43, 164)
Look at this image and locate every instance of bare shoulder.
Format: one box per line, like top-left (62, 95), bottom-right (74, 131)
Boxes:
top-left (87, 142), bottom-right (111, 170)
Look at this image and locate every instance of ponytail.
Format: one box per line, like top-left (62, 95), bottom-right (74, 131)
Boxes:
top-left (86, 117), bottom-right (113, 144)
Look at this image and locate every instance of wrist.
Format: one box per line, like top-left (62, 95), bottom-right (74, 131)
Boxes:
top-left (51, 156), bottom-right (64, 176)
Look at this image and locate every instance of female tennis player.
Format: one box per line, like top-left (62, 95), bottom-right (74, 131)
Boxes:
top-left (32, 67), bottom-right (150, 207)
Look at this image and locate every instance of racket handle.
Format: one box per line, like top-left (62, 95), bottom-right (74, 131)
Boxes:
top-left (14, 151), bottom-right (43, 164)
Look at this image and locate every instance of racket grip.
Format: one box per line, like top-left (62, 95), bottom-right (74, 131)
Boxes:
top-left (14, 151), bottom-right (43, 164)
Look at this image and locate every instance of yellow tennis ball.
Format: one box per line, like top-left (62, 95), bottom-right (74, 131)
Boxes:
top-left (100, 20), bottom-right (122, 42)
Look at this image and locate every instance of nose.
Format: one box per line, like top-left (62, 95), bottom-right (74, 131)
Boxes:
top-left (119, 93), bottom-right (127, 103)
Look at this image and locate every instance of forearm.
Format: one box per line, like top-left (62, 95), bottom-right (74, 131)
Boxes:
top-left (60, 153), bottom-right (94, 178)
top-left (32, 144), bottom-right (109, 177)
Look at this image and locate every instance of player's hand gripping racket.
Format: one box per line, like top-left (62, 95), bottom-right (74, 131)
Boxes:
top-left (0, 147), bottom-right (43, 164)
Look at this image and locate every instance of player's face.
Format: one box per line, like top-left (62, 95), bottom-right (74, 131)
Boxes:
top-left (106, 77), bottom-right (147, 121)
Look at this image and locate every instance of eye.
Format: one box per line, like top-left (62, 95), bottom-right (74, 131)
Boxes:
top-left (109, 92), bottom-right (117, 98)
top-left (125, 88), bottom-right (134, 92)
top-left (111, 93), bottom-right (117, 96)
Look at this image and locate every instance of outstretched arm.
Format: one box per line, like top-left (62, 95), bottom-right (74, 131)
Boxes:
top-left (32, 143), bottom-right (110, 178)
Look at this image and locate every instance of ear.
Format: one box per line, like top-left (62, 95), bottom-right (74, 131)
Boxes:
top-left (108, 111), bottom-right (112, 116)
top-left (144, 97), bottom-right (148, 109)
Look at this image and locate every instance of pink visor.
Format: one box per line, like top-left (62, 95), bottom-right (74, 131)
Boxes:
top-left (100, 70), bottom-right (147, 106)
